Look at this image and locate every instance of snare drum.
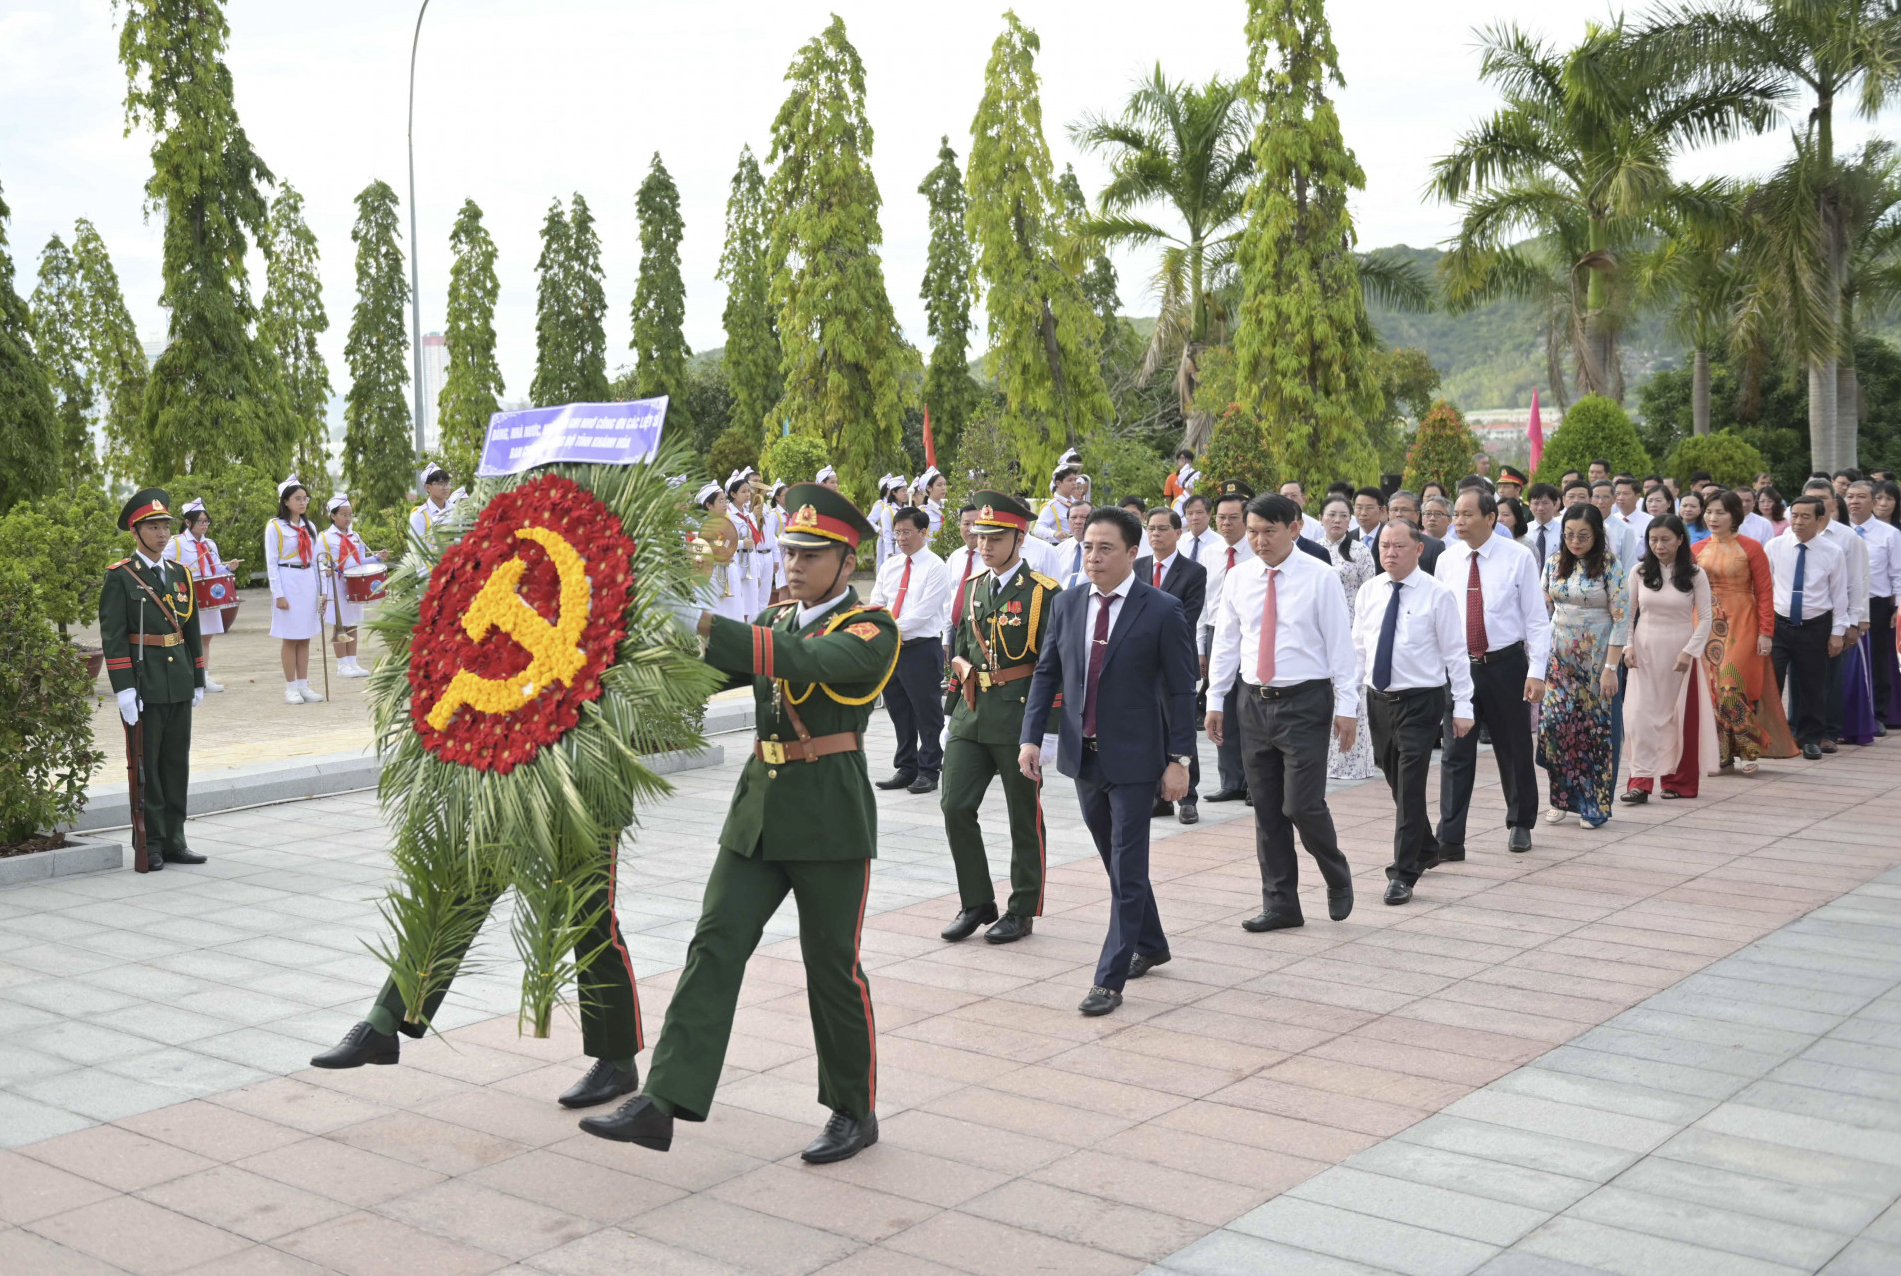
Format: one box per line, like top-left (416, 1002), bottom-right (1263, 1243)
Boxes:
top-left (194, 572), bottom-right (237, 610)
top-left (342, 562), bottom-right (388, 603)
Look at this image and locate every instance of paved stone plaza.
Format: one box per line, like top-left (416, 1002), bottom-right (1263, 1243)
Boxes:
top-left (1, 718), bottom-right (1897, 1274)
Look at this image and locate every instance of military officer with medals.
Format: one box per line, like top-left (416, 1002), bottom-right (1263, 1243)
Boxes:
top-left (582, 483), bottom-right (899, 1164)
top-left (100, 489), bottom-right (207, 871)
top-left (938, 492), bottom-right (1062, 944)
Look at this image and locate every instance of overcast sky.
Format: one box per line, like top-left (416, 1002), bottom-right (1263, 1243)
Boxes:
top-left (3, 0), bottom-right (1891, 415)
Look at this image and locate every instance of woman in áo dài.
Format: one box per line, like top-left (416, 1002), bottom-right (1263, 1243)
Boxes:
top-left (1621, 516), bottom-right (1717, 801)
top-left (1691, 489), bottom-right (1797, 771)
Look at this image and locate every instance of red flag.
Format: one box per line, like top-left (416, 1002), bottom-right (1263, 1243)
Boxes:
top-left (922, 407), bottom-right (936, 468)
top-left (1528, 389), bottom-right (1543, 473)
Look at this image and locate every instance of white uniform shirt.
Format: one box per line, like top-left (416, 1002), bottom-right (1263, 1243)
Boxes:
top-left (1207, 549), bottom-right (1358, 718)
top-left (1032, 494), bottom-right (1074, 543)
top-left (408, 499), bottom-right (450, 542)
top-left (1352, 568), bottom-right (1476, 719)
top-left (1820, 519), bottom-right (1870, 626)
top-left (165, 531), bottom-right (224, 580)
top-left (1765, 530), bottom-right (1850, 634)
top-left (1433, 533), bottom-right (1554, 680)
top-left (1199, 536), bottom-right (1257, 655)
top-left (870, 545), bottom-right (951, 641)
top-left (1851, 515), bottom-right (1901, 599)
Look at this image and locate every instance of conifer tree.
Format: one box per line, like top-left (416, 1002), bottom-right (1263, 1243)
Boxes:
top-left (1056, 164), bottom-right (1120, 336)
top-left (718, 146), bottom-right (780, 440)
top-left (342, 180), bottom-right (413, 516)
top-left (29, 235), bottom-right (93, 484)
top-left (0, 183), bottom-right (60, 512)
top-left (69, 220), bottom-right (147, 484)
top-left (259, 183), bottom-right (332, 485)
top-left (918, 137), bottom-right (978, 460)
top-left (631, 154), bottom-right (693, 442)
top-left (116, 0), bottom-right (287, 477)
top-left (767, 16), bottom-right (912, 497)
top-left (1233, 0), bottom-right (1381, 494)
top-left (531, 194), bottom-right (609, 406)
top-left (566, 193), bottom-right (610, 402)
top-left (967, 12), bottom-right (1114, 483)
top-left (438, 199), bottom-right (503, 485)
top-left (530, 200), bottom-right (572, 408)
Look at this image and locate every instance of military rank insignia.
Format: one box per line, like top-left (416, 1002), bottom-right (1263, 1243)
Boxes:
top-left (846, 622), bottom-right (881, 641)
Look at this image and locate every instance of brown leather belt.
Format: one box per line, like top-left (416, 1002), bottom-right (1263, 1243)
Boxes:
top-left (132, 633), bottom-right (184, 648)
top-left (754, 732), bottom-right (861, 765)
top-left (975, 664), bottom-right (1034, 690)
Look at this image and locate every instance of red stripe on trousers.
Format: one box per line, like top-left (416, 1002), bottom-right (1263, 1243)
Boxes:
top-left (851, 860), bottom-right (877, 1112)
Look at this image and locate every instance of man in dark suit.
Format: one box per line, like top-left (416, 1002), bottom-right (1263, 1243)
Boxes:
top-left (1021, 507), bottom-right (1197, 1017)
top-left (1135, 506), bottom-right (1208, 824)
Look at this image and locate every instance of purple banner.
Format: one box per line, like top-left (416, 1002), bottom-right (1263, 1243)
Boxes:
top-left (475, 397), bottom-right (668, 477)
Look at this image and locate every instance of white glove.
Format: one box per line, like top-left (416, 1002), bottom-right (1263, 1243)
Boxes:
top-left (192, 687), bottom-right (205, 709)
top-left (1040, 732), bottom-right (1059, 766)
top-left (117, 688), bottom-right (139, 726)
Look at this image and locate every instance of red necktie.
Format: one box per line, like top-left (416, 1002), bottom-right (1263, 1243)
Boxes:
top-left (1153, 561), bottom-right (1164, 588)
top-left (892, 555), bottom-right (912, 620)
top-left (1465, 552), bottom-right (1490, 658)
top-left (1226, 546), bottom-right (1236, 573)
top-left (1081, 592), bottom-right (1113, 737)
top-left (950, 552), bottom-right (975, 626)
top-left (1255, 567), bottom-right (1278, 683)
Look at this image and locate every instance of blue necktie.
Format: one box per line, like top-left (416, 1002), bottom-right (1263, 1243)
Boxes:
top-left (1791, 543), bottom-right (1807, 623)
top-left (1190, 536), bottom-right (1201, 562)
top-left (1372, 580), bottom-right (1403, 690)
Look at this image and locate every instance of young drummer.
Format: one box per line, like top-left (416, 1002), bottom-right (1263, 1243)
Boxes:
top-left (318, 495), bottom-right (384, 678)
top-left (267, 476), bottom-right (324, 704)
top-left (165, 499), bottom-right (240, 693)
top-left (409, 462), bottom-right (454, 544)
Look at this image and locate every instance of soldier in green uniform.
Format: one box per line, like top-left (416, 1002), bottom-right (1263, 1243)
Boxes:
top-left (99, 489), bottom-right (207, 871)
top-left (581, 483), bottom-right (898, 1164)
top-left (938, 491), bottom-right (1062, 944)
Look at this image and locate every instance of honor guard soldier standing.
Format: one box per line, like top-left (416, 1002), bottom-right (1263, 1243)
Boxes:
top-left (101, 489), bottom-right (207, 871)
top-left (582, 483), bottom-right (898, 1164)
top-left (940, 492), bottom-right (1061, 944)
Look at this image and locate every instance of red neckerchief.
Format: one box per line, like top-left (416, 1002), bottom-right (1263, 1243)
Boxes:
top-left (283, 519), bottom-right (313, 565)
top-left (335, 531), bottom-right (362, 566)
top-left (188, 534), bottom-right (214, 576)
top-left (742, 511), bottom-right (763, 546)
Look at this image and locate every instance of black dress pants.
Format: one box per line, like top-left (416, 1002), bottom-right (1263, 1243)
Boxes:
top-left (1872, 596), bottom-right (1896, 723)
top-left (884, 638), bottom-right (945, 779)
top-left (1237, 680), bottom-right (1350, 915)
top-left (1773, 611), bottom-right (1833, 746)
top-left (1368, 685), bottom-right (1447, 884)
top-left (1436, 644), bottom-right (1537, 849)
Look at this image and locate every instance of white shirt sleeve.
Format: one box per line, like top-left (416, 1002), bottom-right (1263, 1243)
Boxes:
top-left (1316, 567), bottom-right (1358, 718)
top-left (1207, 569), bottom-right (1244, 701)
top-left (1437, 584), bottom-right (1477, 719)
top-left (1517, 549), bottom-right (1553, 681)
top-left (266, 523), bottom-right (284, 598)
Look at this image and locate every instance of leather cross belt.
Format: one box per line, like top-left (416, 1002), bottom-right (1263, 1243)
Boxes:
top-left (755, 732), bottom-right (862, 765)
top-left (976, 664), bottom-right (1034, 690)
top-left (132, 633), bottom-right (184, 648)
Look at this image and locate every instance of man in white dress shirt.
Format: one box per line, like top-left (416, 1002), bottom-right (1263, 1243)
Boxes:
top-left (1054, 500), bottom-right (1093, 587)
top-left (1435, 488), bottom-right (1552, 857)
top-left (1524, 483), bottom-right (1563, 575)
top-left (942, 503), bottom-right (984, 651)
top-left (1206, 494), bottom-right (1358, 932)
top-left (1278, 481), bottom-right (1326, 541)
top-left (1768, 496), bottom-right (1851, 758)
top-left (1180, 495), bottom-right (1221, 566)
top-left (870, 508), bottom-right (951, 794)
top-left (1804, 483), bottom-right (1870, 749)
top-left (1847, 480), bottom-right (1901, 727)
top-left (1201, 482), bottom-right (1258, 802)
top-left (1354, 519), bottom-right (1475, 905)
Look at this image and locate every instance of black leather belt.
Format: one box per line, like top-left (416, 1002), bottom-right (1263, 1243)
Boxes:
top-left (1470, 641), bottom-right (1524, 666)
top-left (1365, 684), bottom-right (1443, 704)
top-left (1247, 678), bottom-right (1329, 700)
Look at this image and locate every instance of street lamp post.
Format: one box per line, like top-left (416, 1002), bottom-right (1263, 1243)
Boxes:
top-left (407, 0), bottom-right (432, 456)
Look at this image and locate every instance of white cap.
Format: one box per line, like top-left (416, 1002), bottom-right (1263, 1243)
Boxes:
top-left (726, 469), bottom-right (750, 494)
top-left (918, 466), bottom-right (942, 488)
top-left (325, 494), bottom-right (352, 514)
top-left (769, 480), bottom-right (787, 499)
top-left (695, 482), bottom-right (723, 507)
top-left (815, 465), bottom-right (837, 483)
top-left (181, 498), bottom-right (206, 515)
top-left (417, 461), bottom-right (449, 489)
top-left (277, 474), bottom-right (305, 497)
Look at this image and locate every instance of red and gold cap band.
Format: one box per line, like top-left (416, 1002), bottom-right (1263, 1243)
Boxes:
top-left (126, 499), bottom-right (171, 525)
top-left (973, 504), bottom-right (1029, 532)
top-left (784, 503), bottom-right (862, 548)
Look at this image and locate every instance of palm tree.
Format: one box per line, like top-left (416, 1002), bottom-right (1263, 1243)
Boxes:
top-left (1634, 181), bottom-right (1750, 435)
top-left (1636, 0), bottom-right (1901, 467)
top-left (1431, 19), bottom-right (1780, 404)
top-left (1070, 67), bottom-right (1255, 450)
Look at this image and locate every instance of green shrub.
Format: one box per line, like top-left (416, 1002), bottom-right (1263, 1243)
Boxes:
top-left (1664, 432), bottom-right (1769, 488)
top-left (1081, 432), bottom-right (1170, 509)
top-left (0, 485), bottom-right (120, 636)
top-left (1532, 395), bottom-right (1652, 484)
top-left (1403, 400), bottom-right (1481, 496)
top-left (759, 431), bottom-right (830, 486)
top-left (0, 559), bottom-right (101, 843)
top-left (161, 464), bottom-right (296, 584)
top-left (707, 427), bottom-right (760, 486)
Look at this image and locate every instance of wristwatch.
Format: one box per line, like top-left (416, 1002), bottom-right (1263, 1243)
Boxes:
top-left (1171, 755), bottom-right (1193, 769)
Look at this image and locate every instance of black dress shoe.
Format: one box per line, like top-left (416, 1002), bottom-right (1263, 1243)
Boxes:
top-left (1127, 951), bottom-right (1171, 979)
top-left (801, 1109), bottom-right (878, 1163)
top-left (558, 1058), bottom-right (640, 1109)
top-left (1177, 800), bottom-right (1199, 825)
top-left (985, 913), bottom-right (1033, 944)
top-left (941, 901), bottom-right (999, 942)
top-left (1820, 740), bottom-right (1839, 754)
top-left (1508, 826), bottom-right (1532, 853)
top-left (1204, 788), bottom-right (1247, 803)
top-left (1242, 911), bottom-right (1304, 932)
top-left (146, 850), bottom-right (164, 871)
top-left (1802, 742), bottom-right (1823, 760)
top-left (161, 848), bottom-right (207, 864)
top-left (579, 1094), bottom-right (673, 1150)
top-left (1328, 887), bottom-right (1354, 921)
top-left (310, 1021), bottom-right (399, 1068)
top-left (1151, 800), bottom-right (1175, 818)
top-left (1432, 845), bottom-right (1464, 864)
top-left (875, 772), bottom-right (918, 790)
top-left (1078, 985), bottom-right (1123, 1016)
top-left (1619, 788), bottom-right (1649, 804)
top-left (907, 775), bottom-right (939, 794)
top-left (1384, 880), bottom-right (1413, 906)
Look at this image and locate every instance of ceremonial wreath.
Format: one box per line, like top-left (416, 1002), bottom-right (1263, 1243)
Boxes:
top-left (364, 455), bottom-right (722, 1039)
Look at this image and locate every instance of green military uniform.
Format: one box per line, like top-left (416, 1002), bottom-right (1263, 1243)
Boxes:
top-left (643, 485), bottom-right (900, 1124)
top-left (99, 490), bottom-right (204, 867)
top-left (941, 493), bottom-right (1062, 920)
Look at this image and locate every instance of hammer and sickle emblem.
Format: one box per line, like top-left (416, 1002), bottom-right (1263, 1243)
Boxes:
top-left (425, 526), bottom-right (592, 730)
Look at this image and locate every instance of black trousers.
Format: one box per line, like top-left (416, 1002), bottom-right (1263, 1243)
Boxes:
top-left (1436, 643), bottom-right (1538, 848)
top-left (884, 638), bottom-right (945, 779)
top-left (1773, 611), bottom-right (1833, 746)
top-left (1872, 596), bottom-right (1896, 723)
top-left (1237, 680), bottom-right (1351, 914)
top-left (1369, 685), bottom-right (1447, 885)
top-left (1215, 682), bottom-right (1246, 793)
top-left (1075, 750), bottom-right (1168, 990)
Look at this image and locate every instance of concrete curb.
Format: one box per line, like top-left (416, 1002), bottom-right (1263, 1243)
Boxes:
top-left (704, 696), bottom-right (754, 737)
top-left (70, 741), bottom-right (728, 833)
top-left (0, 834), bottom-right (124, 886)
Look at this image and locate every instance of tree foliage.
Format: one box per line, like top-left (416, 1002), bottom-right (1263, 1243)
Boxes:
top-left (759, 430), bottom-right (830, 485)
top-left (967, 12), bottom-right (1115, 486)
top-left (439, 199), bottom-right (504, 487)
top-left (29, 236), bottom-right (93, 486)
top-left (766, 16), bottom-right (912, 500)
top-left (1664, 430), bottom-right (1768, 485)
top-left (918, 137), bottom-right (979, 461)
top-left (1402, 400), bottom-right (1482, 494)
top-left (1234, 0), bottom-right (1382, 496)
top-left (0, 558), bottom-right (100, 845)
top-left (0, 486), bottom-right (120, 634)
top-left (718, 146), bottom-right (780, 443)
top-left (631, 154), bottom-right (693, 447)
top-left (0, 183), bottom-right (60, 514)
top-left (259, 182), bottom-right (332, 486)
top-left (342, 180), bottom-right (413, 516)
top-left (531, 194), bottom-right (610, 407)
top-left (117, 0), bottom-right (288, 478)
top-left (1531, 393), bottom-right (1653, 482)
